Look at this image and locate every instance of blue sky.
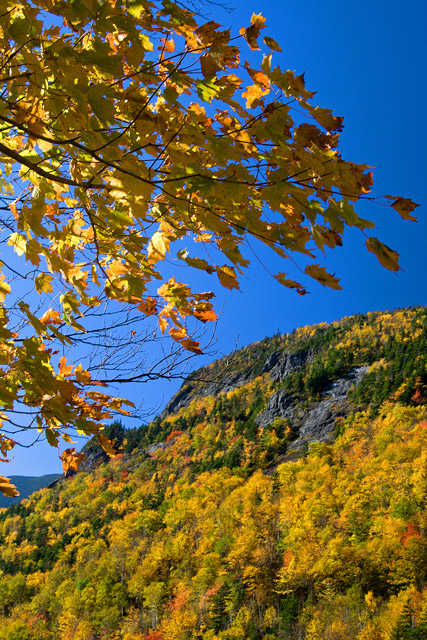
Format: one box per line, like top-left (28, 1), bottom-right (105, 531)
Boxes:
top-left (5, 0), bottom-right (426, 477)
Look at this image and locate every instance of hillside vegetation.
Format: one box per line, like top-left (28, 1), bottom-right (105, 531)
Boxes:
top-left (1, 307), bottom-right (427, 639)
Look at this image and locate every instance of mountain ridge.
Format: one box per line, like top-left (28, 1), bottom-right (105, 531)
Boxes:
top-left (88, 306), bottom-right (427, 468)
top-left (0, 307), bottom-right (427, 639)
top-left (0, 474), bottom-right (61, 509)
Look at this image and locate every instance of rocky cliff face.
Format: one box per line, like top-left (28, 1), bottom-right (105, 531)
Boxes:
top-left (287, 365), bottom-right (369, 450)
top-left (69, 308), bottom-right (427, 479)
top-left (261, 348), bottom-right (312, 381)
top-left (162, 347), bottom-right (312, 417)
top-left (162, 343), bottom-right (368, 464)
top-left (257, 366), bottom-right (368, 465)
top-left (256, 390), bottom-right (297, 427)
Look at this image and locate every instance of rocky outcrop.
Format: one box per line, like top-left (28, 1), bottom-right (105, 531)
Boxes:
top-left (79, 446), bottom-right (109, 472)
top-left (162, 348), bottom-right (312, 418)
top-left (259, 365), bottom-right (369, 465)
top-left (261, 349), bottom-right (312, 381)
top-left (146, 441), bottom-right (166, 456)
top-left (256, 390), bottom-right (297, 428)
top-left (288, 365), bottom-right (369, 452)
top-left (161, 383), bottom-right (195, 416)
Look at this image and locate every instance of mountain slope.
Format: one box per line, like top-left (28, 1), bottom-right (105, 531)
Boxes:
top-left (113, 306), bottom-right (427, 464)
top-left (0, 474), bottom-right (60, 509)
top-left (0, 308), bottom-right (427, 639)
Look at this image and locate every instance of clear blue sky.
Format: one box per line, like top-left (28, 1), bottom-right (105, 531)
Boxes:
top-left (6, 0), bottom-right (426, 476)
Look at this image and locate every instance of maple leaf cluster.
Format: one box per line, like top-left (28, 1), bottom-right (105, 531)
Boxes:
top-left (0, 0), bottom-right (418, 488)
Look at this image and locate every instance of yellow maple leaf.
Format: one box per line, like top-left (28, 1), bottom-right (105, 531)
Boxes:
top-left (366, 237), bottom-right (401, 272)
top-left (0, 475), bottom-right (19, 497)
top-left (74, 364), bottom-right (92, 384)
top-left (242, 83), bottom-right (269, 108)
top-left (138, 297), bottom-right (158, 316)
top-left (40, 308), bottom-right (62, 325)
top-left (385, 195), bottom-right (419, 221)
top-left (193, 308), bottom-right (217, 322)
top-left (148, 231), bottom-right (170, 264)
top-left (169, 327), bottom-right (187, 342)
top-left (216, 266), bottom-right (240, 290)
top-left (59, 356), bottom-right (74, 377)
top-left (0, 434), bottom-right (16, 457)
top-left (97, 433), bottom-right (117, 458)
top-left (0, 278), bottom-right (11, 305)
top-left (240, 13), bottom-right (266, 50)
top-left (106, 260), bottom-right (129, 278)
top-left (60, 448), bottom-right (87, 473)
top-left (275, 273), bottom-right (308, 295)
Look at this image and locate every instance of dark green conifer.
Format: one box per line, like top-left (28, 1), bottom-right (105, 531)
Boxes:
top-left (390, 601), bottom-right (415, 639)
top-left (414, 606), bottom-right (427, 639)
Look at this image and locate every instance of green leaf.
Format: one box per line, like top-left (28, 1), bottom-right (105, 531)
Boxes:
top-left (8, 17), bottom-right (30, 44)
top-left (87, 84), bottom-right (116, 124)
top-left (177, 251), bottom-right (215, 273)
top-left (18, 302), bottom-right (47, 335)
top-left (196, 78), bottom-right (219, 103)
top-left (46, 428), bottom-right (60, 448)
top-left (79, 50), bottom-right (124, 77)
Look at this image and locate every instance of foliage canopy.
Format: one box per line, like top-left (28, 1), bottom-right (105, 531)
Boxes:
top-left (0, 310), bottom-right (427, 637)
top-left (0, 0), bottom-right (418, 492)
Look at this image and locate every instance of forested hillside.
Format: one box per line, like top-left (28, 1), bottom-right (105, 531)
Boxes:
top-left (1, 307), bottom-right (427, 639)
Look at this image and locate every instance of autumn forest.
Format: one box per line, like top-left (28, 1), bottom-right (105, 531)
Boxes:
top-left (0, 0), bottom-right (423, 637)
top-left (0, 308), bottom-right (427, 639)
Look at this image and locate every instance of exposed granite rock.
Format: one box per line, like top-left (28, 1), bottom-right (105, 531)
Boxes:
top-left (79, 447), bottom-right (109, 472)
top-left (162, 348), bottom-right (312, 418)
top-left (287, 365), bottom-right (369, 452)
top-left (257, 366), bottom-right (368, 437)
top-left (262, 349), bottom-right (311, 381)
top-left (258, 365), bottom-right (368, 461)
top-left (261, 351), bottom-right (281, 373)
top-left (256, 390), bottom-right (297, 428)
top-left (161, 384), bottom-right (195, 416)
top-left (146, 441), bottom-right (166, 455)
top-left (262, 365), bottom-right (369, 472)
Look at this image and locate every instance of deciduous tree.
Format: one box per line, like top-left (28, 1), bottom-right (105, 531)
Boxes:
top-left (0, 0), bottom-right (418, 493)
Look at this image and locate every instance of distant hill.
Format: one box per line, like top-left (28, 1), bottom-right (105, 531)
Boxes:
top-left (0, 308), bottom-right (427, 639)
top-left (0, 474), bottom-right (60, 508)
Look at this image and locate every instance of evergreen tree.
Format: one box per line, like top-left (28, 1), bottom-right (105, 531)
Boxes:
top-left (414, 606), bottom-right (427, 639)
top-left (390, 602), bottom-right (416, 640)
